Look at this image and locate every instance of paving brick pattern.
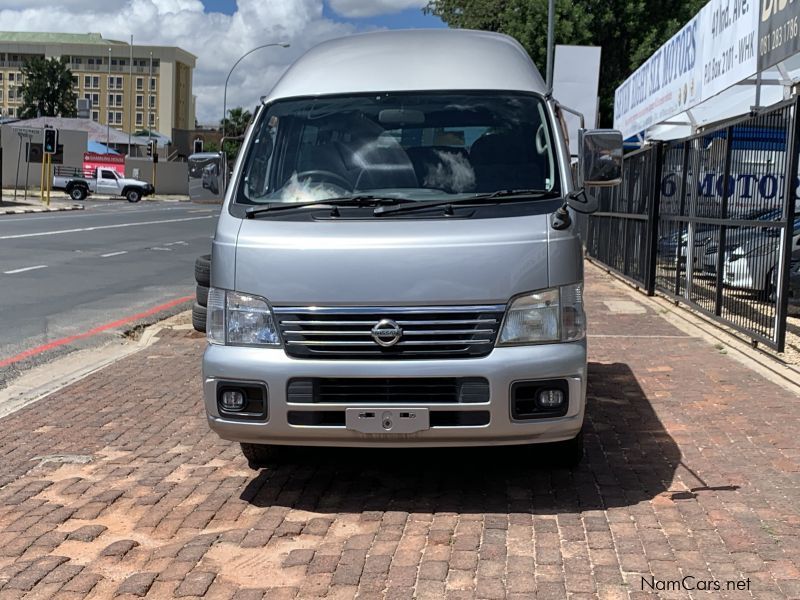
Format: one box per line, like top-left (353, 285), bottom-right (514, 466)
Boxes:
top-left (0, 264), bottom-right (798, 598)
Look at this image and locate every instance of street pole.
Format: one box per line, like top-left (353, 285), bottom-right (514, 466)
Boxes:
top-left (222, 42), bottom-right (289, 138)
top-left (107, 47), bottom-right (111, 152)
top-left (128, 35), bottom-right (133, 156)
top-left (546, 0), bottom-right (555, 90)
top-left (24, 141), bottom-right (30, 201)
top-left (13, 134), bottom-right (21, 202)
top-left (148, 52), bottom-right (152, 146)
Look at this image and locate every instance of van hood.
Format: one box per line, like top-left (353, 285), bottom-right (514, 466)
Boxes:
top-left (234, 213), bottom-right (581, 305)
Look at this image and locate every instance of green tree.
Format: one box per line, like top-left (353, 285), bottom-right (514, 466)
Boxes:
top-left (425, 0), bottom-right (705, 127)
top-left (19, 56), bottom-right (78, 119)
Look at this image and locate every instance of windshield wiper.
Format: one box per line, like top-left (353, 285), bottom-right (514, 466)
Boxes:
top-left (245, 195), bottom-right (415, 218)
top-left (373, 189), bottom-right (560, 217)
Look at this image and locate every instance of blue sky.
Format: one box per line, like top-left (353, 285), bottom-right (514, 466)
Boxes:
top-left (202, 0), bottom-right (444, 28)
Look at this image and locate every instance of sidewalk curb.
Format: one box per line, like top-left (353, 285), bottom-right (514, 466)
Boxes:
top-left (0, 310), bottom-right (194, 421)
top-left (1, 204), bottom-right (84, 215)
top-left (587, 260), bottom-right (800, 397)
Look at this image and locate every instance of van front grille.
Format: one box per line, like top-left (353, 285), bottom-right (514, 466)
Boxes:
top-left (273, 305), bottom-right (505, 360)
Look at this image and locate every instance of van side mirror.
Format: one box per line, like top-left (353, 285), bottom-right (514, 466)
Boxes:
top-left (579, 129), bottom-right (623, 187)
top-left (188, 152), bottom-right (225, 203)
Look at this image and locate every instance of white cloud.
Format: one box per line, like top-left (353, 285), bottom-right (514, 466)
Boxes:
top-left (0, 0), bottom-right (369, 127)
top-left (328, 0), bottom-right (428, 18)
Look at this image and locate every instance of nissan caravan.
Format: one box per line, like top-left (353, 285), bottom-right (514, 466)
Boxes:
top-left (196, 29), bottom-right (622, 468)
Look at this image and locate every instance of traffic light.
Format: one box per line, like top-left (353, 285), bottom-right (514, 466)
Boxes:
top-left (43, 128), bottom-right (58, 155)
top-left (193, 139), bottom-right (203, 154)
top-left (146, 140), bottom-right (155, 157)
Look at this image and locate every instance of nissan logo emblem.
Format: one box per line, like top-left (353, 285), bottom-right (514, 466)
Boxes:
top-left (371, 318), bottom-right (403, 347)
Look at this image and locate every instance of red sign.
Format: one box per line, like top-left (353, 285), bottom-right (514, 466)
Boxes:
top-left (83, 152), bottom-right (125, 177)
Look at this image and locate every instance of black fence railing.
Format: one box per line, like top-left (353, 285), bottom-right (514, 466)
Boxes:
top-left (587, 98), bottom-right (800, 351)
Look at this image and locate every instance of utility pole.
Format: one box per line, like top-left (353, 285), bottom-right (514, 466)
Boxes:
top-left (107, 47), bottom-right (111, 152)
top-left (148, 51), bottom-right (153, 147)
top-left (128, 35), bottom-right (133, 156)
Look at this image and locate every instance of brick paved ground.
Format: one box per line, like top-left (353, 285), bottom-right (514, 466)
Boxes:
top-left (0, 263), bottom-right (799, 599)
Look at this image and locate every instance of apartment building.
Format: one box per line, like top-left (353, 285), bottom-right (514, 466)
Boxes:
top-left (0, 32), bottom-right (196, 138)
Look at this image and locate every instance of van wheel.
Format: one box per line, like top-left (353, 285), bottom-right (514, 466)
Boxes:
top-left (196, 284), bottom-right (209, 307)
top-left (126, 189), bottom-right (142, 203)
top-left (195, 254), bottom-right (211, 286)
top-left (240, 443), bottom-right (282, 469)
top-left (191, 302), bottom-right (207, 333)
top-left (550, 430), bottom-right (584, 469)
top-left (69, 186), bottom-right (87, 201)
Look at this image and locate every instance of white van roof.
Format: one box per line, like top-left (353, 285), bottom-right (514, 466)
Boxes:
top-left (266, 29), bottom-right (546, 102)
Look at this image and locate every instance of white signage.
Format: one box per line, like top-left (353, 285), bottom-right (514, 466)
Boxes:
top-left (553, 45), bottom-right (602, 156)
top-left (614, 0), bottom-right (759, 139)
top-left (614, 12), bottom-right (704, 139)
top-left (700, 0), bottom-right (757, 101)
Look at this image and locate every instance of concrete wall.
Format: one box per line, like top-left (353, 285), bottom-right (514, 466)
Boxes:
top-left (125, 157), bottom-right (188, 195)
top-left (1, 125), bottom-right (87, 190)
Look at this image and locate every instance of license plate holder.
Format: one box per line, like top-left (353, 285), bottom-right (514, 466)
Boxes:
top-left (345, 408), bottom-right (430, 434)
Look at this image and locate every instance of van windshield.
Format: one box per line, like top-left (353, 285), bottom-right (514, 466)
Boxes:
top-left (237, 92), bottom-right (561, 205)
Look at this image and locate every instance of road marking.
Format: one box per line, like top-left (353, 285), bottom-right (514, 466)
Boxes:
top-left (3, 265), bottom-right (47, 274)
top-left (0, 215), bottom-right (213, 240)
top-left (163, 241), bottom-right (187, 246)
top-left (151, 247), bottom-right (171, 251)
top-left (100, 251), bottom-right (128, 258)
top-left (0, 295), bottom-right (194, 368)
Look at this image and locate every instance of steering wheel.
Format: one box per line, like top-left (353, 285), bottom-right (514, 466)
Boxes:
top-left (295, 170), bottom-right (352, 191)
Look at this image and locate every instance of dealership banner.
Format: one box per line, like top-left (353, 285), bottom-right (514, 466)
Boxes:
top-left (614, 13), bottom-right (704, 139)
top-left (615, 0), bottom-right (759, 139)
top-left (758, 0), bottom-right (800, 69)
top-left (701, 0), bottom-right (758, 100)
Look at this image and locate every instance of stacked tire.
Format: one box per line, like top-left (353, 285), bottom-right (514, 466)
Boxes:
top-left (193, 254), bottom-right (211, 332)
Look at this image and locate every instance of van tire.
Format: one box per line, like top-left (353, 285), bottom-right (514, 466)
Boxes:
top-left (195, 254), bottom-right (211, 286)
top-left (550, 430), bottom-right (584, 469)
top-left (196, 284), bottom-right (209, 307)
top-left (69, 186), bottom-right (87, 201)
top-left (240, 443), bottom-right (282, 469)
top-left (126, 189), bottom-right (142, 203)
top-left (192, 302), bottom-right (207, 333)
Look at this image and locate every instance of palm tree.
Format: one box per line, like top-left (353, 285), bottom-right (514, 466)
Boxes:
top-left (221, 107), bottom-right (252, 138)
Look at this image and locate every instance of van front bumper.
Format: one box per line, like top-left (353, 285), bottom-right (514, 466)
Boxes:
top-left (202, 342), bottom-right (586, 448)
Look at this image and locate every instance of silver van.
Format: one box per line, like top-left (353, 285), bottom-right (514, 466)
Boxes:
top-left (197, 29), bottom-right (622, 468)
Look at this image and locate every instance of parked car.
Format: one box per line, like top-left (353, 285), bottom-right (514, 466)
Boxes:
top-left (196, 29), bottom-right (623, 469)
top-left (53, 166), bottom-right (155, 202)
top-left (724, 218), bottom-right (800, 296)
top-left (769, 249), bottom-right (800, 307)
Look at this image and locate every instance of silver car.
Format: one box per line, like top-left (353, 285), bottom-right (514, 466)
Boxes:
top-left (195, 29), bottom-right (622, 468)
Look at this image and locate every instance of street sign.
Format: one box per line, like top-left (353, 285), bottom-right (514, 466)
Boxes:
top-left (13, 127), bottom-right (41, 140)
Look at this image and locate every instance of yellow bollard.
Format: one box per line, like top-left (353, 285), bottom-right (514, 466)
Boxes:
top-left (40, 154), bottom-right (45, 202)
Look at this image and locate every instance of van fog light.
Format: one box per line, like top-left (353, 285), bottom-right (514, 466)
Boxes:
top-left (537, 389), bottom-right (565, 409)
top-left (220, 390), bottom-right (246, 411)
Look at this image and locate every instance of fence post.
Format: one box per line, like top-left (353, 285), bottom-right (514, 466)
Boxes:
top-left (645, 143), bottom-right (663, 295)
top-left (776, 96), bottom-right (800, 352)
top-left (714, 127), bottom-right (735, 316)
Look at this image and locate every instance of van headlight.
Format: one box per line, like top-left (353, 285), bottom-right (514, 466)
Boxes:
top-left (207, 288), bottom-right (281, 347)
top-left (497, 283), bottom-right (585, 345)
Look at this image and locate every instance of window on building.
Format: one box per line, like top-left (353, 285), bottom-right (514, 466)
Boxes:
top-left (0, 72), bottom-right (3, 81)
top-left (149, 77), bottom-right (156, 91)
top-left (116, 94), bottom-right (123, 106)
top-left (107, 110), bottom-right (113, 123)
top-left (91, 110), bottom-right (99, 122)
top-left (84, 75), bottom-right (91, 88)
top-left (107, 75), bottom-right (115, 89)
top-left (8, 73), bottom-right (15, 82)
top-left (136, 112), bottom-right (143, 126)
top-left (0, 90), bottom-right (3, 101)
top-left (135, 94), bottom-right (143, 108)
top-left (72, 75), bottom-right (79, 86)
top-left (8, 89), bottom-right (15, 100)
top-left (92, 93), bottom-right (99, 106)
top-left (107, 93), bottom-right (113, 106)
top-left (92, 76), bottom-right (99, 88)
top-left (136, 77), bottom-right (143, 90)
top-left (116, 76), bottom-right (123, 89)
top-left (149, 113), bottom-right (156, 126)
top-left (149, 95), bottom-right (156, 109)
top-left (73, 57), bottom-right (82, 65)
top-left (7, 107), bottom-right (14, 117)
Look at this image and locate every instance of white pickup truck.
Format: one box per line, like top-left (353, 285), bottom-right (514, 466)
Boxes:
top-left (53, 166), bottom-right (155, 202)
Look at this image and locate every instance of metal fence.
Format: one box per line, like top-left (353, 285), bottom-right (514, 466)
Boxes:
top-left (587, 98), bottom-right (800, 351)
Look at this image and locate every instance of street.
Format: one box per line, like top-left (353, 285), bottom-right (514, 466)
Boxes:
top-left (0, 200), bottom-right (219, 383)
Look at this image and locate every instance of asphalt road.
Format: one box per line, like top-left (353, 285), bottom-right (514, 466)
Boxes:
top-left (0, 200), bottom-right (219, 385)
